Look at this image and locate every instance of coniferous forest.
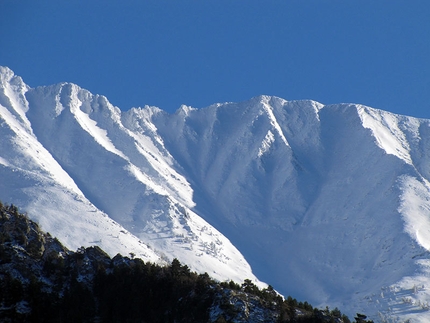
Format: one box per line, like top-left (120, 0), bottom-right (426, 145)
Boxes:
top-left (0, 202), bottom-right (373, 322)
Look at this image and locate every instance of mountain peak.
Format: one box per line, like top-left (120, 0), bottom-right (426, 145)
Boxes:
top-left (176, 104), bottom-right (196, 116)
top-left (2, 66), bottom-right (430, 321)
top-left (0, 66), bottom-right (14, 80)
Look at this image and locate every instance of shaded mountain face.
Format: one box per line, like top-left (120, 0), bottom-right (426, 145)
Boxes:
top-left (1, 66), bottom-right (430, 321)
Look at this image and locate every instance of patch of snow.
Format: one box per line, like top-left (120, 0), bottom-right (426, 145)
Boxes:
top-left (261, 98), bottom-right (290, 147)
top-left (258, 130), bottom-right (275, 157)
top-left (398, 175), bottom-right (430, 250)
top-left (68, 84), bottom-right (128, 160)
top-left (358, 105), bottom-right (412, 164)
top-left (0, 156), bottom-right (10, 167)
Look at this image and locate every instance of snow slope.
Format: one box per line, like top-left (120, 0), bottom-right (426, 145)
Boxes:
top-left (0, 67), bottom-right (257, 285)
top-left (2, 66), bottom-right (430, 321)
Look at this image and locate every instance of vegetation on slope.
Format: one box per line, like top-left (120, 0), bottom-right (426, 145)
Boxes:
top-left (0, 202), bottom-right (373, 322)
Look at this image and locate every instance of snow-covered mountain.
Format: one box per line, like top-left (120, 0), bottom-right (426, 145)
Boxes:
top-left (2, 66), bottom-right (430, 322)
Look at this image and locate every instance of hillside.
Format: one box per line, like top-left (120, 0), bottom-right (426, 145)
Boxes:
top-left (2, 66), bottom-right (430, 321)
top-left (0, 202), bottom-right (372, 322)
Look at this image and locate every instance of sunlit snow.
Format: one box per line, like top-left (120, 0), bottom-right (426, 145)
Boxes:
top-left (3, 66), bottom-right (430, 322)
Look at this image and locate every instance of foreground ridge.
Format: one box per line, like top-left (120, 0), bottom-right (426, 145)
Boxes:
top-left (0, 202), bottom-right (373, 323)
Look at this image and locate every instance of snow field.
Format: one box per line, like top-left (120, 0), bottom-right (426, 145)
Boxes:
top-left (3, 66), bottom-right (430, 321)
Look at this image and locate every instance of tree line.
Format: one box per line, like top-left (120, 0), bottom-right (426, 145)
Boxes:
top-left (0, 202), bottom-right (373, 322)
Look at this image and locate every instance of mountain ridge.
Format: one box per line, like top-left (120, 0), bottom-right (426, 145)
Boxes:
top-left (2, 66), bottom-right (430, 322)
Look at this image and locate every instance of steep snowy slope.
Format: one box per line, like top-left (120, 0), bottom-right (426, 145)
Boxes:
top-left (141, 97), bottom-right (430, 322)
top-left (0, 67), bottom-right (162, 263)
top-left (2, 66), bottom-right (430, 321)
top-left (0, 66), bottom-right (258, 285)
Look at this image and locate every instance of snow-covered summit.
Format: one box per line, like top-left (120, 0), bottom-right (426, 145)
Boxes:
top-left (0, 67), bottom-right (258, 286)
top-left (2, 67), bottom-right (430, 321)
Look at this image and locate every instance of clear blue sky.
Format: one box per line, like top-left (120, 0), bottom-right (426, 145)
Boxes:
top-left (1, 1), bottom-right (429, 118)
